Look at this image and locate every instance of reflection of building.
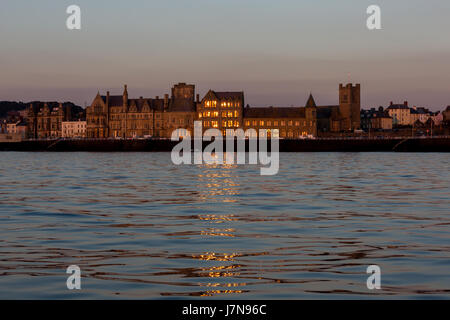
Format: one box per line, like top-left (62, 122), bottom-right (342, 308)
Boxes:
top-left (62, 120), bottom-right (87, 138)
top-left (86, 82), bottom-right (361, 138)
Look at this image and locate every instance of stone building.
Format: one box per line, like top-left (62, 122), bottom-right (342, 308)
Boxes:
top-left (86, 82), bottom-right (360, 139)
top-left (86, 83), bottom-right (196, 138)
top-left (361, 107), bottom-right (392, 131)
top-left (198, 91), bottom-right (244, 136)
top-left (243, 94), bottom-right (317, 138)
top-left (62, 120), bottom-right (87, 138)
top-left (27, 103), bottom-right (71, 139)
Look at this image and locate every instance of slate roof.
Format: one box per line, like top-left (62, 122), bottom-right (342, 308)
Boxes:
top-left (244, 107), bottom-right (306, 118)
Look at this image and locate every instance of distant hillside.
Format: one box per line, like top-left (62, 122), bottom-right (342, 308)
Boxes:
top-left (0, 101), bottom-right (84, 119)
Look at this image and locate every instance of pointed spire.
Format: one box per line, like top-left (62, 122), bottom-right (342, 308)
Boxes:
top-left (306, 93), bottom-right (316, 108)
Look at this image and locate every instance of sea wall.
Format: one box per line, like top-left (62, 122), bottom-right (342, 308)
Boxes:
top-left (0, 137), bottom-right (449, 152)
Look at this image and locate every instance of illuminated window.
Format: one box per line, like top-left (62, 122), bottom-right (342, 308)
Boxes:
top-left (281, 121), bottom-right (286, 126)
top-left (227, 102), bottom-right (231, 107)
top-left (221, 102), bottom-right (226, 107)
top-left (206, 101), bottom-right (210, 107)
top-left (213, 111), bottom-right (219, 117)
top-left (222, 121), bottom-right (227, 127)
top-left (207, 111), bottom-right (211, 117)
top-left (245, 120), bottom-right (250, 126)
top-left (234, 111), bottom-right (239, 117)
top-left (228, 120), bottom-right (233, 127)
top-left (198, 113), bottom-right (202, 118)
top-left (228, 111), bottom-right (233, 118)
top-left (274, 121), bottom-right (278, 126)
top-left (288, 121), bottom-right (293, 126)
top-left (211, 121), bottom-right (218, 128)
top-left (234, 121), bottom-right (239, 127)
top-left (204, 120), bottom-right (210, 127)
top-left (267, 121), bottom-right (272, 126)
top-left (252, 120), bottom-right (257, 126)
top-left (295, 121), bottom-right (299, 126)
top-left (222, 111), bottom-right (227, 117)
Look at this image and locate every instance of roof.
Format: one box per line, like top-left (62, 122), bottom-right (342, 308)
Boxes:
top-left (305, 94), bottom-right (316, 108)
top-left (387, 104), bottom-right (409, 110)
top-left (213, 92), bottom-right (244, 100)
top-left (244, 107), bottom-right (305, 118)
top-left (169, 98), bottom-right (196, 112)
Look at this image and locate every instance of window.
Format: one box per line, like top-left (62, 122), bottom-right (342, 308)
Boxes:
top-left (260, 120), bottom-right (264, 126)
top-left (228, 120), bottom-right (233, 127)
top-left (213, 111), bottom-right (219, 117)
top-left (252, 120), bottom-right (257, 126)
top-left (222, 111), bottom-right (227, 117)
top-left (295, 121), bottom-right (300, 126)
top-left (228, 111), bottom-right (233, 118)
top-left (288, 121), bottom-right (293, 126)
top-left (211, 121), bottom-right (218, 128)
top-left (245, 120), bottom-right (250, 126)
top-left (234, 111), bottom-right (239, 117)
top-left (281, 121), bottom-right (286, 126)
top-left (198, 113), bottom-right (202, 118)
top-left (274, 121), bottom-right (278, 126)
top-left (267, 121), bottom-right (272, 126)
top-left (223, 121), bottom-right (227, 127)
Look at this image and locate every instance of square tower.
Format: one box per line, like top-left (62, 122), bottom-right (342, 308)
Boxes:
top-left (339, 83), bottom-right (361, 131)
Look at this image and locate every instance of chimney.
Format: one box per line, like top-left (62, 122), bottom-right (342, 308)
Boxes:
top-left (390, 101), bottom-right (393, 106)
top-left (404, 101), bottom-right (408, 107)
top-left (196, 94), bottom-right (200, 103)
top-left (164, 94), bottom-right (169, 109)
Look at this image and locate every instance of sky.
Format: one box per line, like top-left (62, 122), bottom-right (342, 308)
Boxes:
top-left (0, 0), bottom-right (449, 110)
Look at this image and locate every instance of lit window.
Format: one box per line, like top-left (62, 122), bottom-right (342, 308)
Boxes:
top-left (274, 121), bottom-right (278, 126)
top-left (267, 121), bottom-right (272, 126)
top-left (228, 111), bottom-right (233, 118)
top-left (288, 121), bottom-right (293, 126)
top-left (223, 121), bottom-right (227, 127)
top-left (228, 120), bottom-right (233, 127)
top-left (234, 111), bottom-right (239, 117)
top-left (252, 120), bottom-right (257, 126)
top-left (212, 121), bottom-right (218, 128)
top-left (281, 121), bottom-right (286, 126)
top-left (245, 120), bottom-right (250, 126)
top-left (198, 113), bottom-right (202, 118)
top-left (213, 111), bottom-right (219, 117)
top-left (234, 121), bottom-right (239, 127)
top-left (260, 120), bottom-right (264, 126)
top-left (295, 121), bottom-right (299, 126)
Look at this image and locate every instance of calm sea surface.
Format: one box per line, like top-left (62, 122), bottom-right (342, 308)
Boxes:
top-left (0, 152), bottom-right (449, 299)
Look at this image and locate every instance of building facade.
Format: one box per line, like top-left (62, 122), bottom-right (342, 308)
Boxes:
top-left (86, 83), bottom-right (197, 138)
top-left (85, 82), bottom-right (360, 139)
top-left (62, 120), bottom-right (87, 138)
top-left (27, 103), bottom-right (71, 139)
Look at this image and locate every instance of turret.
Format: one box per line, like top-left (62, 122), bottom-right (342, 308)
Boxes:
top-left (123, 84), bottom-right (128, 110)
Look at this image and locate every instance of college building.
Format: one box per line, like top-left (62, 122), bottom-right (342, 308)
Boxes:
top-left (85, 82), bottom-right (361, 139)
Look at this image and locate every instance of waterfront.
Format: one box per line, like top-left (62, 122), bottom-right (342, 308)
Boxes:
top-left (0, 152), bottom-right (449, 299)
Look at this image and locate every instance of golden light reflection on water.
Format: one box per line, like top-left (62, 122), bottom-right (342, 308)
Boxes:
top-left (196, 163), bottom-right (240, 203)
